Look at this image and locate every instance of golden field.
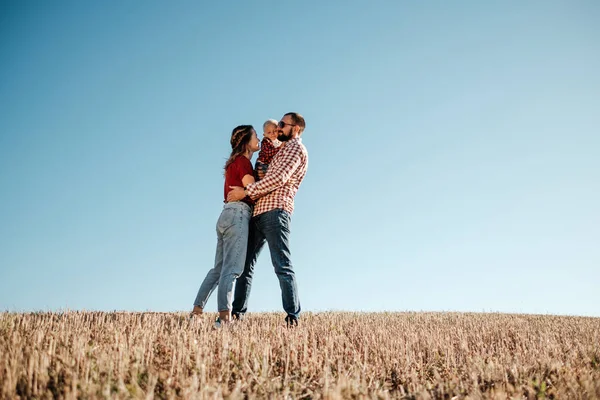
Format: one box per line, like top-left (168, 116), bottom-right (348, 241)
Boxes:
top-left (1, 311), bottom-right (599, 399)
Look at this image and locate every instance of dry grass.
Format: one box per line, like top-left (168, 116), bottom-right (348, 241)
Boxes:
top-left (1, 311), bottom-right (599, 399)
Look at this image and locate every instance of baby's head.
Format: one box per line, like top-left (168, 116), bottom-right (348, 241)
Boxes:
top-left (262, 119), bottom-right (278, 141)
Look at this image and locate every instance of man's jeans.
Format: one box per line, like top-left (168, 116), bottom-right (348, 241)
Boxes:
top-left (232, 208), bottom-right (301, 319)
top-left (194, 202), bottom-right (252, 312)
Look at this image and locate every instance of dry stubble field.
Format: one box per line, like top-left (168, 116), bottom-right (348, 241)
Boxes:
top-left (1, 311), bottom-right (599, 399)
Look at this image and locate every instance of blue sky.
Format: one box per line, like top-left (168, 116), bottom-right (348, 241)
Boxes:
top-left (1, 1), bottom-right (599, 317)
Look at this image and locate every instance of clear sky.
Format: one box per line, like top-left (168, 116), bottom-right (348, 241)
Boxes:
top-left (1, 1), bottom-right (599, 317)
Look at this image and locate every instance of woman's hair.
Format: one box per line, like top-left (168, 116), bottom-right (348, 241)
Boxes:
top-left (224, 125), bottom-right (255, 174)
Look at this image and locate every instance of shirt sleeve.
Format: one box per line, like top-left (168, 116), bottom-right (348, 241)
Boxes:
top-left (237, 157), bottom-right (254, 181)
top-left (246, 143), bottom-right (302, 199)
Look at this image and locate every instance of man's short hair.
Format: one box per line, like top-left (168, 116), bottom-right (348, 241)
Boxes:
top-left (284, 112), bottom-right (305, 133)
top-left (263, 119), bottom-right (278, 131)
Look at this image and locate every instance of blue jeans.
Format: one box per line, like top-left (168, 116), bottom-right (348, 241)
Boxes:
top-left (193, 202), bottom-right (252, 312)
top-left (232, 208), bottom-right (301, 319)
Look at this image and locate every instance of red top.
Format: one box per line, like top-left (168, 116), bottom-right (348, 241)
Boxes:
top-left (224, 155), bottom-right (254, 206)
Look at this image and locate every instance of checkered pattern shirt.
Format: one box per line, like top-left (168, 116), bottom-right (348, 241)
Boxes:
top-left (256, 138), bottom-right (281, 164)
top-left (246, 137), bottom-right (308, 217)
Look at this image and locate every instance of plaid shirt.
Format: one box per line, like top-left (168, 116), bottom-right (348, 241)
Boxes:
top-left (246, 137), bottom-right (308, 217)
top-left (256, 138), bottom-right (281, 164)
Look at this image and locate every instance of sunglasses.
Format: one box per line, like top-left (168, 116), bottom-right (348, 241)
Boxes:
top-left (277, 121), bottom-right (297, 128)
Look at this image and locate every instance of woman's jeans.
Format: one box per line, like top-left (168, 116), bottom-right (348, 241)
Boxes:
top-left (194, 202), bottom-right (252, 312)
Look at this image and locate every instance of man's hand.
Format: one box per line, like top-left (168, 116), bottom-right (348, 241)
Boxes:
top-left (227, 186), bottom-right (246, 202)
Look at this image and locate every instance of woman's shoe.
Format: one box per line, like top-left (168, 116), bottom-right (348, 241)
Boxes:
top-left (189, 306), bottom-right (203, 320)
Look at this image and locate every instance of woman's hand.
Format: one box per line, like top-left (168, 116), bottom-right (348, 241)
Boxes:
top-left (227, 186), bottom-right (246, 202)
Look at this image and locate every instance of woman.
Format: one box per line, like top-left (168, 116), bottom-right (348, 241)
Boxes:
top-left (191, 125), bottom-right (259, 325)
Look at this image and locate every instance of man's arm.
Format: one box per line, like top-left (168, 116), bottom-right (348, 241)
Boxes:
top-left (227, 186), bottom-right (246, 202)
top-left (245, 145), bottom-right (302, 199)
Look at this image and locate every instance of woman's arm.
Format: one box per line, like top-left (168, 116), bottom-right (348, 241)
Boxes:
top-left (242, 174), bottom-right (255, 188)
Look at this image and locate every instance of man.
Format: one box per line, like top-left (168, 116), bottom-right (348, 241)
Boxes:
top-left (226, 112), bottom-right (308, 326)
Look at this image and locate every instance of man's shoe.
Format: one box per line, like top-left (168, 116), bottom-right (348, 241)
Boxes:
top-left (214, 317), bottom-right (222, 328)
top-left (285, 315), bottom-right (298, 327)
top-left (232, 313), bottom-right (243, 321)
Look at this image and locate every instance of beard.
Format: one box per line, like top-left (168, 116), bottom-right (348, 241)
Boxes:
top-left (277, 130), bottom-right (292, 142)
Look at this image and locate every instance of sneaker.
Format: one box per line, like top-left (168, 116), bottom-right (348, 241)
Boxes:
top-left (285, 315), bottom-right (298, 327)
top-left (214, 317), bottom-right (222, 328)
top-left (188, 311), bottom-right (202, 327)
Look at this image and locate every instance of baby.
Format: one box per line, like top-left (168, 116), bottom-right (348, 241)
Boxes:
top-left (255, 119), bottom-right (282, 180)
